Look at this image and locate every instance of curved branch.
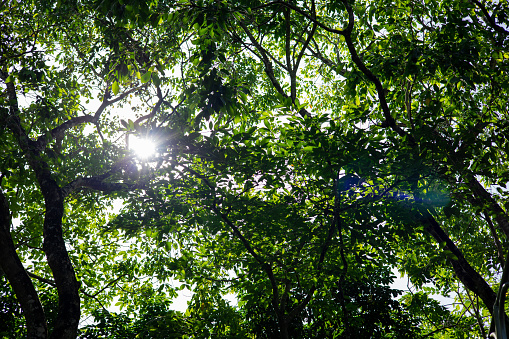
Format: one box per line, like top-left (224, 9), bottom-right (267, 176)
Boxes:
top-left (483, 213), bottom-right (505, 267)
top-left (27, 84), bottom-right (148, 151)
top-left (0, 190), bottom-right (48, 339)
top-left (62, 156), bottom-right (140, 196)
top-left (250, 0), bottom-right (349, 35)
top-left (306, 38), bottom-right (346, 76)
top-left (2, 76), bottom-right (81, 339)
top-left (469, 0), bottom-right (509, 36)
top-left (419, 209), bottom-right (496, 314)
top-left (180, 164), bottom-right (284, 320)
top-left (35, 115), bottom-right (95, 149)
top-left (340, 11), bottom-right (410, 142)
top-left (63, 177), bottom-right (136, 196)
top-left (238, 22), bottom-right (287, 96)
top-left (467, 175), bottom-right (509, 239)
top-left (294, 0), bottom-right (317, 74)
top-left (211, 205), bottom-right (283, 317)
top-left (94, 85), bottom-right (147, 121)
top-left (213, 207), bottom-right (264, 265)
top-left (27, 271), bottom-right (56, 287)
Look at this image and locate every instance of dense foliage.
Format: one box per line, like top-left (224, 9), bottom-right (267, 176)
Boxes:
top-left (1, 0), bottom-right (509, 338)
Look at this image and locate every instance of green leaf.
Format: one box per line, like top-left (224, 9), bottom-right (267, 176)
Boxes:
top-left (152, 72), bottom-right (161, 87)
top-left (141, 71), bottom-right (152, 83)
top-left (112, 81), bottom-right (120, 95)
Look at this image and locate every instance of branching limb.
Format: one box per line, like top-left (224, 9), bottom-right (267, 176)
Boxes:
top-left (62, 156), bottom-right (140, 196)
top-left (305, 0), bottom-right (408, 142)
top-left (238, 22), bottom-right (287, 96)
top-left (0, 190), bottom-right (48, 338)
top-left (211, 204), bottom-right (283, 320)
top-left (180, 163), bottom-right (285, 322)
top-left (419, 209), bottom-right (497, 314)
top-left (251, 1), bottom-right (349, 35)
top-left (465, 286), bottom-right (488, 338)
top-left (90, 273), bottom-right (128, 298)
top-left (467, 175), bottom-right (509, 239)
top-left (134, 86), bottom-right (165, 127)
top-left (483, 213), bottom-right (505, 267)
top-left (27, 271), bottom-right (56, 287)
top-left (35, 115), bottom-right (95, 149)
top-left (469, 0), bottom-right (509, 36)
top-left (283, 6), bottom-right (294, 101)
top-left (294, 3), bottom-right (317, 74)
top-left (94, 85), bottom-right (147, 121)
top-left (305, 38), bottom-right (346, 76)
top-left (63, 177), bottom-right (137, 196)
top-left (421, 306), bottom-right (471, 338)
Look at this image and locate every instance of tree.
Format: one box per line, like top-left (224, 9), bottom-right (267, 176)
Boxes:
top-left (1, 0), bottom-right (509, 338)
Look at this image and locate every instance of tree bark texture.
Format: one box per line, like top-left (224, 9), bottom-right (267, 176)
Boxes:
top-left (420, 211), bottom-right (497, 313)
top-left (2, 77), bottom-right (81, 339)
top-left (0, 190), bottom-right (48, 338)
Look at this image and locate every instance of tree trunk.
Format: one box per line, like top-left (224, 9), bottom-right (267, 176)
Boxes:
top-left (2, 75), bottom-right (81, 339)
top-left (420, 210), bottom-right (497, 313)
top-left (41, 185), bottom-right (81, 339)
top-left (0, 190), bottom-right (48, 339)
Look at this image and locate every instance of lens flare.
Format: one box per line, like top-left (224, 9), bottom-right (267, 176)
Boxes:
top-left (130, 136), bottom-right (156, 159)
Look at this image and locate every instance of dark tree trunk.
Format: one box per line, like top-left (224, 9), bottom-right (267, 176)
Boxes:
top-left (2, 77), bottom-right (81, 339)
top-left (40, 182), bottom-right (81, 339)
top-left (0, 190), bottom-right (48, 338)
top-left (420, 211), bottom-right (497, 313)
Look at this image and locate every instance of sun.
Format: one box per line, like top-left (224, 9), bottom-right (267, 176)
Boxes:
top-left (130, 136), bottom-right (156, 159)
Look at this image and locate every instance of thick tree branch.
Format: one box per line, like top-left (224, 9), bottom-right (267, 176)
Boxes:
top-left (238, 22), bottom-right (287, 96)
top-left (27, 272), bottom-right (56, 287)
top-left (466, 175), bottom-right (509, 239)
top-left (41, 175), bottom-right (81, 339)
top-left (35, 115), bottom-right (95, 149)
top-left (342, 22), bottom-right (410, 141)
top-left (419, 209), bottom-right (496, 314)
top-left (2, 76), bottom-right (81, 339)
top-left (63, 177), bottom-right (137, 196)
top-left (469, 0), bottom-right (509, 36)
top-left (330, 0), bottom-right (504, 315)
top-left (0, 190), bottom-right (48, 339)
top-left (298, 0), bottom-right (409, 142)
top-left (62, 155), bottom-right (142, 197)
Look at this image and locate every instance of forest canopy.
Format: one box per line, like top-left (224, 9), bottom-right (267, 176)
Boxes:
top-left (1, 0), bottom-right (509, 338)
